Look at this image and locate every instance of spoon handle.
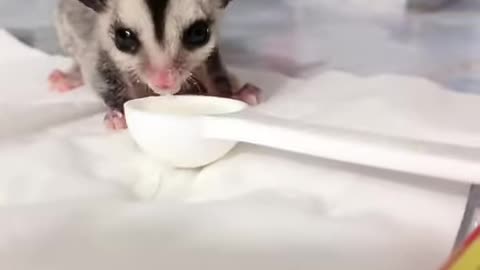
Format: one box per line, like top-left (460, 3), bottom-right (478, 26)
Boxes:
top-left (203, 111), bottom-right (480, 183)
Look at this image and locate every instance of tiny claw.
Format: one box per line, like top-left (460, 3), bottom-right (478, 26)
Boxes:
top-left (233, 83), bottom-right (262, 106)
top-left (104, 110), bottom-right (127, 130)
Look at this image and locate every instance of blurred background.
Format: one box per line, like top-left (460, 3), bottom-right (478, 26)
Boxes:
top-left (1, 0), bottom-right (479, 93)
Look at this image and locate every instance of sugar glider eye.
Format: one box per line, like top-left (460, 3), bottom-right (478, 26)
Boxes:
top-left (182, 20), bottom-right (211, 50)
top-left (114, 28), bottom-right (140, 54)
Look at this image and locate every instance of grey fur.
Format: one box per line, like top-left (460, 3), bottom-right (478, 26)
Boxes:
top-left (206, 47), bottom-right (232, 97)
top-left (96, 50), bottom-right (130, 113)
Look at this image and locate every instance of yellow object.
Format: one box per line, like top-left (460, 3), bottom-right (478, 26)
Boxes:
top-left (442, 227), bottom-right (480, 270)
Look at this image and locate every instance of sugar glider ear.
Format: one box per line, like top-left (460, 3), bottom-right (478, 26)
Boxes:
top-left (218, 0), bottom-right (232, 8)
top-left (78, 0), bottom-right (108, 12)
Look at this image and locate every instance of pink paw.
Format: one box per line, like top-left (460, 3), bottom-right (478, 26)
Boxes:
top-left (48, 69), bottom-right (83, 93)
top-left (233, 83), bottom-right (262, 106)
top-left (104, 110), bottom-right (127, 130)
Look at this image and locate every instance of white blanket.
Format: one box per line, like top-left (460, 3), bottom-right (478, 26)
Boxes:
top-left (0, 25), bottom-right (472, 270)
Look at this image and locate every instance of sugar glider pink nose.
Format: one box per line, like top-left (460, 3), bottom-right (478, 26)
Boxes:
top-left (149, 70), bottom-right (176, 89)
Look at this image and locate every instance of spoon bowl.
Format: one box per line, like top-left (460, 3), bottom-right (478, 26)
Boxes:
top-left (124, 95), bottom-right (248, 168)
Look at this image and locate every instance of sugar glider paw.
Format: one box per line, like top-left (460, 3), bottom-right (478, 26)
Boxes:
top-left (48, 69), bottom-right (84, 93)
top-left (104, 110), bottom-right (127, 130)
top-left (233, 83), bottom-right (262, 106)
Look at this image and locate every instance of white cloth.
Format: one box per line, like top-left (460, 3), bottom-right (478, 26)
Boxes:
top-left (0, 23), bottom-right (472, 270)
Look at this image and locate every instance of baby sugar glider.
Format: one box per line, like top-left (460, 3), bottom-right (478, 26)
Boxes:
top-left (49, 0), bottom-right (261, 129)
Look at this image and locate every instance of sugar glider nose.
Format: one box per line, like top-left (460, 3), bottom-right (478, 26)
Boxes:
top-left (149, 70), bottom-right (176, 89)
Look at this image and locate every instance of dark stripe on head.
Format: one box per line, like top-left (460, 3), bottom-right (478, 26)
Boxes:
top-left (145, 0), bottom-right (169, 43)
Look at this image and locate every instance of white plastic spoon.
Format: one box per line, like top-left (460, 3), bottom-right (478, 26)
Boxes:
top-left (124, 95), bottom-right (480, 183)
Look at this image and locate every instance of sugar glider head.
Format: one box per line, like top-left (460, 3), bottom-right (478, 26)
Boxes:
top-left (78, 0), bottom-right (231, 95)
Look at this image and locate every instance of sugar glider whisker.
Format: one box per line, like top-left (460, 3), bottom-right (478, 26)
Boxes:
top-left (49, 0), bottom-right (260, 129)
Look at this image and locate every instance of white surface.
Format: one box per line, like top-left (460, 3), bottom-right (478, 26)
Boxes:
top-left (0, 16), bottom-right (474, 270)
